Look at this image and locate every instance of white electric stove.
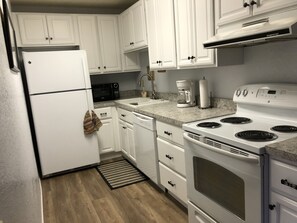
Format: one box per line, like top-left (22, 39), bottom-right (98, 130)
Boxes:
top-left (184, 83), bottom-right (297, 155)
top-left (183, 83), bottom-right (297, 223)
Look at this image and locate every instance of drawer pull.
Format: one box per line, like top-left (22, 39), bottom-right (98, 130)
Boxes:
top-left (121, 114), bottom-right (126, 117)
top-left (269, 204), bottom-right (276, 210)
top-left (168, 181), bottom-right (175, 187)
top-left (122, 126), bottom-right (127, 129)
top-left (165, 154), bottom-right (173, 160)
top-left (164, 131), bottom-right (172, 136)
top-left (281, 179), bottom-right (297, 190)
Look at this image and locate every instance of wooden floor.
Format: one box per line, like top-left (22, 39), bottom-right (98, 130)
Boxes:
top-left (41, 167), bottom-right (188, 223)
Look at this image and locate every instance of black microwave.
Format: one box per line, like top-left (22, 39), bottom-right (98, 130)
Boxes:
top-left (91, 83), bottom-right (120, 102)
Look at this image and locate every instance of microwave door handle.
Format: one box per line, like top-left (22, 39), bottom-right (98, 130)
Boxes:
top-left (183, 132), bottom-right (259, 164)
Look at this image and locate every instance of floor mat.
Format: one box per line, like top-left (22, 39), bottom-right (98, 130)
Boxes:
top-left (96, 159), bottom-right (147, 189)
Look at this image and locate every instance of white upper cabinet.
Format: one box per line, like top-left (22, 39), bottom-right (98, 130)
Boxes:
top-left (215, 0), bottom-right (251, 26)
top-left (97, 15), bottom-right (121, 73)
top-left (216, 0), bottom-right (297, 27)
top-left (118, 16), bottom-right (141, 72)
top-left (77, 15), bottom-right (121, 74)
top-left (16, 13), bottom-right (76, 46)
top-left (175, 0), bottom-right (215, 68)
top-left (119, 0), bottom-right (148, 52)
top-left (145, 0), bottom-right (177, 70)
top-left (252, 0), bottom-right (297, 16)
top-left (77, 16), bottom-right (101, 73)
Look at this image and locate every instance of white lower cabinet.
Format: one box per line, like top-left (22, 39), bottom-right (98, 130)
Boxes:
top-left (156, 121), bottom-right (187, 205)
top-left (159, 163), bottom-right (187, 204)
top-left (270, 159), bottom-right (297, 223)
top-left (118, 108), bottom-right (136, 163)
top-left (270, 191), bottom-right (297, 223)
top-left (94, 107), bottom-right (119, 154)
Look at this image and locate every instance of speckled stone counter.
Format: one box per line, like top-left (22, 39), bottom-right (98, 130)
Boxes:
top-left (115, 100), bottom-right (235, 127)
top-left (266, 137), bottom-right (297, 163)
top-left (135, 102), bottom-right (236, 127)
top-left (94, 101), bottom-right (116, 108)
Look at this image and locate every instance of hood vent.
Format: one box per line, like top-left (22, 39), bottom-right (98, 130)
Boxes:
top-left (204, 17), bottom-right (297, 49)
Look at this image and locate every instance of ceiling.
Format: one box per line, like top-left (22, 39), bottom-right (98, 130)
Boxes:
top-left (10, 0), bottom-right (138, 13)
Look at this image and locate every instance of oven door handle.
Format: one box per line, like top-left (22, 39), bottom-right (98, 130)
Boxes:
top-left (183, 132), bottom-right (259, 164)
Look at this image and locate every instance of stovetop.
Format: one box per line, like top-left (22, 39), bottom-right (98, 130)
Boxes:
top-left (183, 114), bottom-right (297, 154)
top-left (183, 84), bottom-right (297, 155)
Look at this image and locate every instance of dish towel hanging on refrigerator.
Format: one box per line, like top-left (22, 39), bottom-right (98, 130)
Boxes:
top-left (83, 110), bottom-right (102, 134)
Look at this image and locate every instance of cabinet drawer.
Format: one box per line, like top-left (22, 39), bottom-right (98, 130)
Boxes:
top-left (271, 159), bottom-right (297, 200)
top-left (118, 108), bottom-right (133, 123)
top-left (157, 137), bottom-right (186, 177)
top-left (159, 162), bottom-right (187, 204)
top-left (188, 201), bottom-right (218, 223)
top-left (156, 121), bottom-right (183, 146)
top-left (94, 107), bottom-right (112, 119)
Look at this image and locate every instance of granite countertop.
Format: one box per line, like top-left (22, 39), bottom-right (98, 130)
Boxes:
top-left (132, 101), bottom-right (235, 127)
top-left (94, 97), bottom-right (297, 163)
top-left (266, 137), bottom-right (297, 163)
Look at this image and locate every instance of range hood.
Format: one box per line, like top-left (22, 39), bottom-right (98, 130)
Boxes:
top-left (204, 17), bottom-right (297, 49)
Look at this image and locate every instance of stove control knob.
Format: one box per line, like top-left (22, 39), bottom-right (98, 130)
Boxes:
top-left (243, 89), bottom-right (248, 97)
top-left (236, 89), bottom-right (241, 97)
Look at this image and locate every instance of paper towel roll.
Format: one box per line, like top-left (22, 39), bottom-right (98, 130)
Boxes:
top-left (199, 77), bottom-right (210, 109)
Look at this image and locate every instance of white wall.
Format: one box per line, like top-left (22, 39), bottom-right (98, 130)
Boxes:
top-left (90, 72), bottom-right (139, 91)
top-left (0, 1), bottom-right (42, 222)
top-left (139, 40), bottom-right (297, 99)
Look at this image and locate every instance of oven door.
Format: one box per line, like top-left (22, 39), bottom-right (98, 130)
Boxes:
top-left (184, 132), bottom-right (264, 223)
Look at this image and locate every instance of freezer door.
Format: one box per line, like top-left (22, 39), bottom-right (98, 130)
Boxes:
top-left (23, 50), bottom-right (91, 95)
top-left (30, 89), bottom-right (99, 176)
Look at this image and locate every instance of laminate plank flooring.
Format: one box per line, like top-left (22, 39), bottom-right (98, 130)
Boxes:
top-left (41, 168), bottom-right (188, 223)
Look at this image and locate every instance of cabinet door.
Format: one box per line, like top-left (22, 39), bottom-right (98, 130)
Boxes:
top-left (77, 15), bottom-right (101, 73)
top-left (157, 0), bottom-right (177, 69)
top-left (252, 0), bottom-right (297, 16)
top-left (174, 0), bottom-right (196, 67)
top-left (127, 123), bottom-right (136, 162)
top-left (119, 11), bottom-right (134, 52)
top-left (46, 15), bottom-right (75, 45)
top-left (195, 0), bottom-right (215, 66)
top-left (121, 51), bottom-right (141, 71)
top-left (145, 0), bottom-right (160, 69)
top-left (119, 120), bottom-right (129, 155)
top-left (17, 14), bottom-right (49, 45)
top-left (215, 0), bottom-right (251, 26)
top-left (130, 0), bottom-right (148, 50)
top-left (97, 16), bottom-right (121, 73)
top-left (270, 191), bottom-right (297, 223)
top-left (96, 119), bottom-right (115, 154)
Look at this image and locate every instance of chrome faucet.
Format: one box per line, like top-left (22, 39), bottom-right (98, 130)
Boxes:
top-left (138, 73), bottom-right (157, 99)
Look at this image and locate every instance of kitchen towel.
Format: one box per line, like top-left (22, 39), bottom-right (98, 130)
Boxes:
top-left (83, 110), bottom-right (102, 134)
top-left (92, 110), bottom-right (102, 131)
top-left (199, 77), bottom-right (210, 109)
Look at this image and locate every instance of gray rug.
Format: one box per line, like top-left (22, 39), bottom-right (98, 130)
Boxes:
top-left (97, 159), bottom-right (147, 189)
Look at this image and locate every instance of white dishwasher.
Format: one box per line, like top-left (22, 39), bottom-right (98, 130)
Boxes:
top-left (133, 112), bottom-right (159, 185)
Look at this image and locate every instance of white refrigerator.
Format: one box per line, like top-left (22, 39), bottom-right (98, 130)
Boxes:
top-left (23, 50), bottom-right (100, 177)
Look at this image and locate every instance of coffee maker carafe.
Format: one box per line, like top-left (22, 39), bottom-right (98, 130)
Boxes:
top-left (176, 80), bottom-right (196, 108)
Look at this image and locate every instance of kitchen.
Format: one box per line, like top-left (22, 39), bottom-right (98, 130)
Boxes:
top-left (1, 0), bottom-right (297, 223)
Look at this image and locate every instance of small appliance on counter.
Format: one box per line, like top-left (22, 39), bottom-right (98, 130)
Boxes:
top-left (91, 82), bottom-right (119, 102)
top-left (199, 77), bottom-right (210, 109)
top-left (176, 80), bottom-right (196, 108)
